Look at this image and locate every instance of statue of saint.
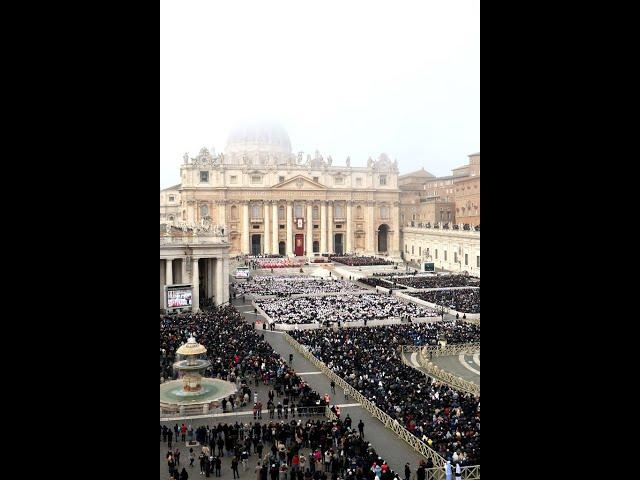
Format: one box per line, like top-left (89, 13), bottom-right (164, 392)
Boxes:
top-left (367, 157), bottom-right (373, 168)
top-left (183, 153), bottom-right (189, 164)
top-left (346, 156), bottom-right (351, 167)
top-left (327, 156), bottom-right (333, 166)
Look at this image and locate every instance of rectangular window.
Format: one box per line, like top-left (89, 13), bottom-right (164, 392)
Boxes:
top-left (419, 247), bottom-right (422, 256)
top-left (380, 206), bottom-right (389, 219)
top-left (447, 211), bottom-right (451, 220)
top-left (379, 175), bottom-right (387, 186)
top-left (454, 252), bottom-right (458, 263)
top-left (200, 171), bottom-right (209, 182)
top-left (477, 256), bottom-right (480, 268)
top-left (435, 249), bottom-right (438, 259)
top-left (356, 177), bottom-right (362, 187)
top-left (251, 204), bottom-right (261, 219)
top-left (294, 204), bottom-right (303, 218)
top-left (444, 251), bottom-right (447, 261)
top-left (253, 225), bottom-right (260, 229)
top-left (335, 224), bottom-right (342, 229)
top-left (279, 176), bottom-right (285, 183)
top-left (251, 175), bottom-right (262, 184)
top-left (168, 196), bottom-right (175, 202)
top-left (426, 248), bottom-right (430, 256)
top-left (278, 207), bottom-right (285, 220)
top-left (313, 176), bottom-right (319, 183)
top-left (230, 175), bottom-right (237, 184)
top-left (465, 254), bottom-right (468, 265)
top-left (334, 177), bottom-right (344, 185)
top-left (412, 245), bottom-right (414, 254)
top-left (313, 224), bottom-right (319, 229)
top-left (279, 224), bottom-right (285, 229)
top-left (405, 244), bottom-right (408, 253)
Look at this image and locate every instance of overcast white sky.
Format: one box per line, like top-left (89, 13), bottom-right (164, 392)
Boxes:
top-left (161, 0), bottom-right (479, 188)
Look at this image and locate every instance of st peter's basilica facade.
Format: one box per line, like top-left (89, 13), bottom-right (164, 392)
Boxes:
top-left (160, 121), bottom-right (401, 258)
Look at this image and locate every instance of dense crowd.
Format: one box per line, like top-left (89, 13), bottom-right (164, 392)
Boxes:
top-left (289, 323), bottom-right (480, 465)
top-left (392, 276), bottom-right (480, 289)
top-left (159, 306), bottom-right (324, 414)
top-left (162, 417), bottom-right (432, 480)
top-left (357, 278), bottom-right (407, 290)
top-left (249, 258), bottom-right (307, 269)
top-left (256, 294), bottom-right (436, 325)
top-left (409, 289), bottom-right (480, 314)
top-left (233, 277), bottom-right (365, 297)
top-left (328, 255), bottom-right (395, 267)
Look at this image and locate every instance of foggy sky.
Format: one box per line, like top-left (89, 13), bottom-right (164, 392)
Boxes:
top-left (161, 0), bottom-right (479, 188)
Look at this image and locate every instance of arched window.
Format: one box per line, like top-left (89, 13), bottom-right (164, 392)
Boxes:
top-left (356, 205), bottom-right (363, 219)
top-left (200, 205), bottom-right (209, 218)
top-left (168, 215), bottom-right (174, 221)
top-left (230, 205), bottom-right (238, 220)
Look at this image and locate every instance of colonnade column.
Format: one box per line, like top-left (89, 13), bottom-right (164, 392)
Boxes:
top-left (218, 201), bottom-right (226, 227)
top-left (286, 202), bottom-right (294, 256)
top-left (263, 202), bottom-right (271, 254)
top-left (320, 201), bottom-right (327, 253)
top-left (222, 256), bottom-right (229, 304)
top-left (391, 201), bottom-right (400, 256)
top-left (306, 202), bottom-right (313, 255)
top-left (346, 201), bottom-right (353, 254)
top-left (165, 258), bottom-right (173, 286)
top-left (213, 258), bottom-right (221, 306)
top-left (242, 201), bottom-right (250, 254)
top-left (366, 201), bottom-right (375, 253)
top-left (327, 201), bottom-right (334, 254)
top-left (207, 258), bottom-right (215, 302)
top-left (191, 257), bottom-right (199, 312)
top-left (272, 201), bottom-right (279, 254)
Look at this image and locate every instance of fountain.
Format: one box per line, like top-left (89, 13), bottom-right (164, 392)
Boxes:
top-left (160, 336), bottom-right (237, 416)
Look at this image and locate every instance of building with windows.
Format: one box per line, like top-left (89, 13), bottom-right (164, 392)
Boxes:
top-left (160, 121), bottom-right (402, 258)
top-left (402, 225), bottom-right (480, 276)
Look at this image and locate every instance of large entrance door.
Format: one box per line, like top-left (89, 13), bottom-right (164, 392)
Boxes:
top-left (378, 224), bottom-right (389, 253)
top-left (251, 235), bottom-right (261, 255)
top-left (294, 234), bottom-right (304, 256)
top-left (334, 233), bottom-right (344, 255)
top-left (278, 241), bottom-right (286, 255)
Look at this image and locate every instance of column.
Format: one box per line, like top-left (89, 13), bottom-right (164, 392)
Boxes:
top-left (207, 258), bottom-right (215, 301)
top-left (327, 201), bottom-right (334, 253)
top-left (346, 201), bottom-right (353, 253)
top-left (218, 201), bottom-right (226, 227)
top-left (214, 258), bottom-right (222, 306)
top-left (242, 202), bottom-right (250, 254)
top-left (272, 201), bottom-right (279, 254)
top-left (191, 258), bottom-right (199, 312)
top-left (366, 201), bottom-right (375, 253)
top-left (221, 255), bottom-right (229, 303)
top-left (263, 202), bottom-right (270, 254)
top-left (390, 201), bottom-right (400, 256)
top-left (165, 259), bottom-right (173, 286)
top-left (320, 201), bottom-right (327, 253)
top-left (286, 202), bottom-right (294, 256)
top-left (306, 202), bottom-right (313, 255)
top-left (160, 260), bottom-right (166, 310)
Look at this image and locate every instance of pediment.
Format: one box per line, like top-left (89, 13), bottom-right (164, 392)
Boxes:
top-left (273, 175), bottom-right (327, 190)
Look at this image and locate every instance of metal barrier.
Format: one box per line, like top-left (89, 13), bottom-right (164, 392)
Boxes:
top-left (284, 333), bottom-right (446, 468)
top-left (423, 343), bottom-right (480, 358)
top-left (399, 345), bottom-right (480, 396)
top-left (424, 465), bottom-right (480, 480)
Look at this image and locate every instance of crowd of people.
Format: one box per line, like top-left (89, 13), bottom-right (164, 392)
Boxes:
top-left (289, 323), bottom-right (480, 466)
top-left (327, 255), bottom-right (395, 267)
top-left (357, 278), bottom-right (407, 290)
top-left (392, 276), bottom-right (480, 289)
top-left (162, 416), bottom-right (425, 480)
top-left (232, 276), bottom-right (365, 297)
top-left (409, 289), bottom-right (480, 314)
top-left (256, 293), bottom-right (436, 325)
top-left (159, 306), bottom-right (325, 417)
top-left (248, 257), bottom-right (307, 269)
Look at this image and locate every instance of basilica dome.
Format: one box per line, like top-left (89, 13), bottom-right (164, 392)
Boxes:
top-left (225, 120), bottom-right (292, 156)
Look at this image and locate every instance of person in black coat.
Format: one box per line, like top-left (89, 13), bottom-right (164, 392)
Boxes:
top-left (180, 467), bottom-right (189, 480)
top-left (404, 463), bottom-right (411, 480)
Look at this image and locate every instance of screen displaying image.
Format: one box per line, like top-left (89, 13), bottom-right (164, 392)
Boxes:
top-left (167, 286), bottom-right (192, 308)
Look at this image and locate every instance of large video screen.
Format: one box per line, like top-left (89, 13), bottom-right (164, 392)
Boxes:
top-left (166, 285), bottom-right (192, 309)
top-left (423, 262), bottom-right (435, 272)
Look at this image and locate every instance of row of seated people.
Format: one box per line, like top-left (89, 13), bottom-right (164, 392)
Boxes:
top-left (232, 276), bottom-right (364, 296)
top-left (408, 289), bottom-right (480, 314)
